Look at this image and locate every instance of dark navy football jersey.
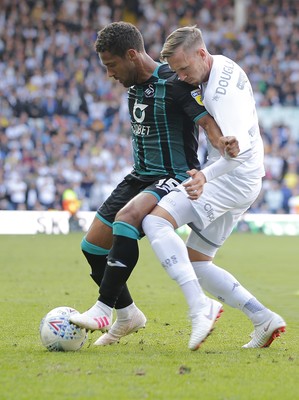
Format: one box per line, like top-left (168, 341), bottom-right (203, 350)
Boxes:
top-left (127, 63), bottom-right (208, 181)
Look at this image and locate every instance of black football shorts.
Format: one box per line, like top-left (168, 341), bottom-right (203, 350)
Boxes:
top-left (97, 171), bottom-right (183, 225)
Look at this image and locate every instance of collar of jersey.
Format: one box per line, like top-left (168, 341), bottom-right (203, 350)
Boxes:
top-left (152, 63), bottom-right (163, 78)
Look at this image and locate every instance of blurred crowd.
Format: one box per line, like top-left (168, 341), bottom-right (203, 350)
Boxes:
top-left (0, 0), bottom-right (299, 214)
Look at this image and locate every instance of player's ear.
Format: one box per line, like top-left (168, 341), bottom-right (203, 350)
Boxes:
top-left (127, 49), bottom-right (138, 61)
top-left (198, 48), bottom-right (207, 59)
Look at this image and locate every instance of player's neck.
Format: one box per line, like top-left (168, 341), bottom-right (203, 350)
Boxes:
top-left (136, 53), bottom-right (159, 84)
top-left (203, 54), bottom-right (214, 83)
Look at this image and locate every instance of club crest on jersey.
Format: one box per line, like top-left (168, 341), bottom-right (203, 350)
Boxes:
top-left (144, 84), bottom-right (155, 97)
top-left (191, 88), bottom-right (203, 105)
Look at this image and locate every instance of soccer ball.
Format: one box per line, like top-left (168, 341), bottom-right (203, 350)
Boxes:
top-left (39, 306), bottom-right (88, 352)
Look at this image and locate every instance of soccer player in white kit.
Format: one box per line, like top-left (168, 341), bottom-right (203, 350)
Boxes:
top-left (142, 26), bottom-right (286, 350)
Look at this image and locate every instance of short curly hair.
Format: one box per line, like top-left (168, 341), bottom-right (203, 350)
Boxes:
top-left (94, 21), bottom-right (145, 57)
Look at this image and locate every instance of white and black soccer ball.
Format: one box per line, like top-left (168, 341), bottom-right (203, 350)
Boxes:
top-left (39, 306), bottom-right (87, 352)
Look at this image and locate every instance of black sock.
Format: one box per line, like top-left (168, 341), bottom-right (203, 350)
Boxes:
top-left (99, 235), bottom-right (139, 307)
top-left (82, 250), bottom-right (133, 308)
top-left (83, 250), bottom-right (106, 287)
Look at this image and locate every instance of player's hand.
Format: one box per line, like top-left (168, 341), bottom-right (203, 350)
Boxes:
top-left (218, 136), bottom-right (239, 158)
top-left (183, 169), bottom-right (206, 200)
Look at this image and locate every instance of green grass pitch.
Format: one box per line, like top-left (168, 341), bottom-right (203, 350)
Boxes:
top-left (0, 232), bottom-right (298, 399)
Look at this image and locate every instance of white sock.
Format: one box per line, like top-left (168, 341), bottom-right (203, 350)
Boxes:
top-left (192, 261), bottom-right (269, 324)
top-left (143, 215), bottom-right (207, 314)
top-left (181, 279), bottom-right (208, 316)
top-left (115, 302), bottom-right (137, 319)
top-left (85, 300), bottom-right (112, 318)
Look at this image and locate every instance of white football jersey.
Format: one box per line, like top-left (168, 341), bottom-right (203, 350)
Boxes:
top-left (201, 55), bottom-right (265, 179)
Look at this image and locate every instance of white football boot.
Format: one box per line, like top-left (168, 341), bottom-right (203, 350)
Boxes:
top-left (94, 306), bottom-right (146, 346)
top-left (189, 298), bottom-right (223, 351)
top-left (69, 301), bottom-right (112, 332)
top-left (242, 312), bottom-right (286, 348)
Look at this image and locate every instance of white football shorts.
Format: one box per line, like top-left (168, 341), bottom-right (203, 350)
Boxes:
top-left (156, 173), bottom-right (262, 257)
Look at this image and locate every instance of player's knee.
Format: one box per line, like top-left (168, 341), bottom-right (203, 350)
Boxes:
top-left (143, 214), bottom-right (173, 241)
top-left (85, 216), bottom-right (113, 248)
top-left (115, 204), bottom-right (143, 226)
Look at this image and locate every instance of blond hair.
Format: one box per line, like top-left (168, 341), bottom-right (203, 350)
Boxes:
top-left (160, 26), bottom-right (205, 61)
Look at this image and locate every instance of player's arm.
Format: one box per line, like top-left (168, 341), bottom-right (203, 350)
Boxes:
top-left (197, 74), bottom-right (259, 185)
top-left (184, 146), bottom-right (252, 199)
top-left (184, 156), bottom-right (245, 200)
top-left (185, 115), bottom-right (245, 200)
top-left (172, 82), bottom-right (239, 157)
top-left (197, 113), bottom-right (239, 158)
